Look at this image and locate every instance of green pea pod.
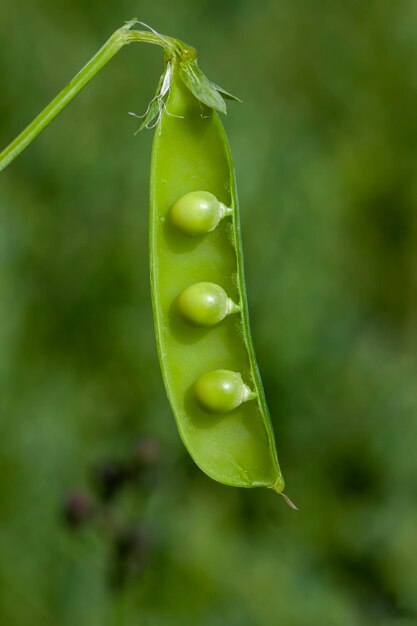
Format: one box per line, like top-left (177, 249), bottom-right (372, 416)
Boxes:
top-left (150, 64), bottom-right (284, 493)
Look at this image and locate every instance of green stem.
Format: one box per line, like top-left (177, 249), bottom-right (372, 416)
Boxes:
top-left (0, 21), bottom-right (167, 173)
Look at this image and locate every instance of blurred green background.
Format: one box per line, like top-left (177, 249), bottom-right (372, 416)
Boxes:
top-left (1, 1), bottom-right (417, 625)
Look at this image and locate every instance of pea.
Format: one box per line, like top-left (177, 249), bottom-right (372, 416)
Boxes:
top-left (177, 282), bottom-right (238, 327)
top-left (170, 191), bottom-right (231, 236)
top-left (195, 369), bottom-right (255, 413)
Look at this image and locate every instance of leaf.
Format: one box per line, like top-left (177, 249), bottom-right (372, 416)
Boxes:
top-left (211, 82), bottom-right (242, 102)
top-left (136, 98), bottom-right (161, 132)
top-left (179, 61), bottom-right (227, 114)
top-left (131, 71), bottom-right (165, 133)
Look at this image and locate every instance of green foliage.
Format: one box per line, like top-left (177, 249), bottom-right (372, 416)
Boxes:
top-left (179, 61), bottom-right (227, 113)
top-left (1, 1), bottom-right (417, 625)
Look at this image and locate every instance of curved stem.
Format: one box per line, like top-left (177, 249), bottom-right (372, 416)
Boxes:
top-left (0, 23), bottom-right (167, 173)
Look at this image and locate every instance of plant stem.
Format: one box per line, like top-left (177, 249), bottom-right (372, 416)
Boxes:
top-left (0, 22), bottom-right (165, 173)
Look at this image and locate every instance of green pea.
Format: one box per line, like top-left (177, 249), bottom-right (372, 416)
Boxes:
top-left (170, 190), bottom-right (231, 236)
top-left (195, 369), bottom-right (255, 413)
top-left (177, 282), bottom-right (238, 327)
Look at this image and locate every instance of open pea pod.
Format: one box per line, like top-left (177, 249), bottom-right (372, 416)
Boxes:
top-left (150, 66), bottom-right (285, 493)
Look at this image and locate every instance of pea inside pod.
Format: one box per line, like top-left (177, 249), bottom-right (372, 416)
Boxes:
top-left (194, 369), bottom-right (255, 413)
top-left (170, 191), bottom-right (232, 236)
top-left (177, 281), bottom-right (238, 327)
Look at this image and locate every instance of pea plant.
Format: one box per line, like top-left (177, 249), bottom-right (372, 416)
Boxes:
top-left (0, 20), bottom-right (294, 507)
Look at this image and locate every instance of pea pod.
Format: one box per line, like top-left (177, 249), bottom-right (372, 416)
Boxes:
top-left (150, 63), bottom-right (284, 493)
